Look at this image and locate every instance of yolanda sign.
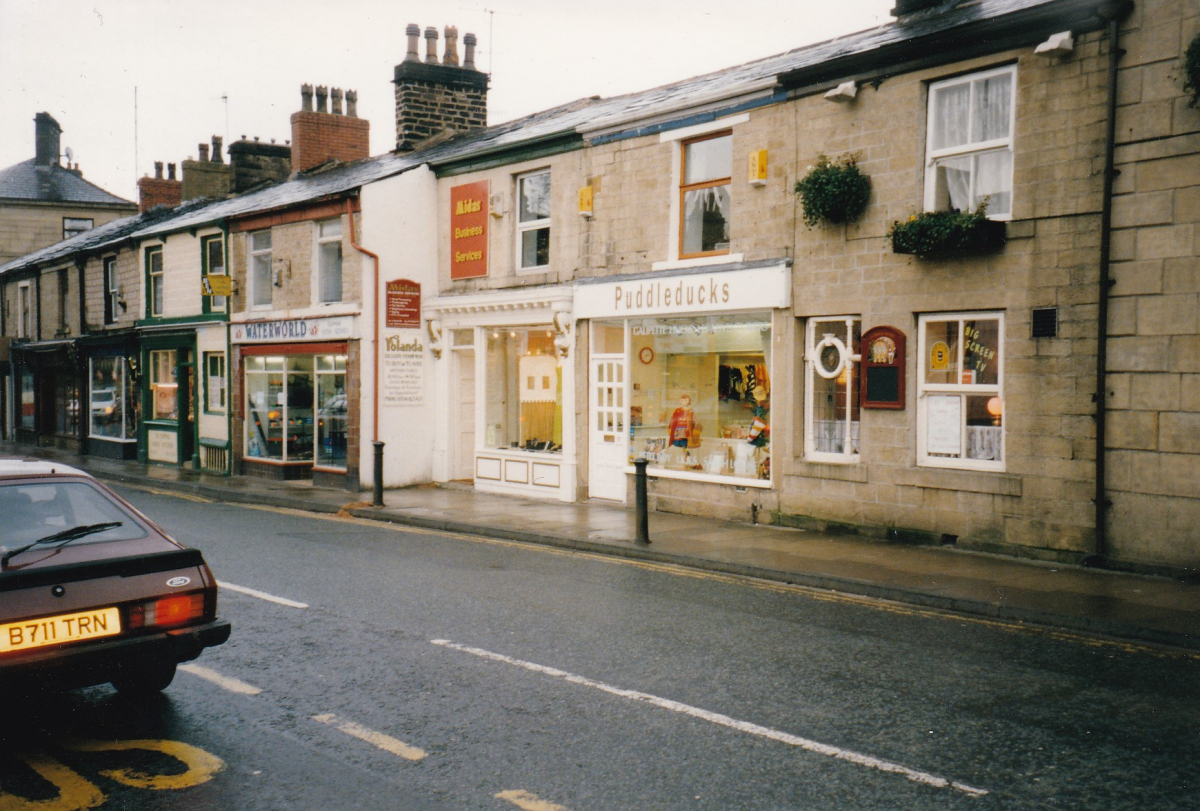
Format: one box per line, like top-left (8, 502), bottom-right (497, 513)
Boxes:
top-left (450, 180), bottom-right (489, 280)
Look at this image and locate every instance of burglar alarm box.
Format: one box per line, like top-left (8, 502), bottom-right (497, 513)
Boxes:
top-left (860, 326), bottom-right (906, 409)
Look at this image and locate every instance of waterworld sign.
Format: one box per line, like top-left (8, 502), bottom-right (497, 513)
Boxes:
top-left (232, 315), bottom-right (356, 344)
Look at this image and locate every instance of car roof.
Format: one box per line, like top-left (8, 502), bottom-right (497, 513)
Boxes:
top-left (0, 458), bottom-right (89, 479)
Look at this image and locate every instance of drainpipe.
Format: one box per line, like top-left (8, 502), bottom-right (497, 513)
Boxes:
top-left (1085, 1), bottom-right (1133, 568)
top-left (345, 196), bottom-right (382, 496)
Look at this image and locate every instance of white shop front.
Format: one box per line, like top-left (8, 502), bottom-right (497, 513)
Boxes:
top-left (426, 285), bottom-right (576, 502)
top-left (574, 262), bottom-right (791, 503)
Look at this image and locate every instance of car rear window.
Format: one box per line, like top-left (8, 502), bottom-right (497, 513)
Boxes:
top-left (0, 481), bottom-right (149, 547)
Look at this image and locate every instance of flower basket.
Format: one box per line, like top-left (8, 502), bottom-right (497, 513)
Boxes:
top-left (794, 153), bottom-right (872, 227)
top-left (889, 207), bottom-right (1006, 259)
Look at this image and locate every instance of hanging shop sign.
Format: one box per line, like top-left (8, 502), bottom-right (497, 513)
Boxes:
top-left (232, 315), bottom-right (356, 344)
top-left (574, 264), bottom-right (790, 319)
top-left (450, 180), bottom-right (489, 280)
top-left (860, 326), bottom-right (906, 410)
top-left (201, 275), bottom-right (232, 297)
top-left (386, 279), bottom-right (421, 328)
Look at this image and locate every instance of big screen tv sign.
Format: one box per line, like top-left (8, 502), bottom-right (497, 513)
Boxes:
top-left (450, 180), bottom-right (489, 280)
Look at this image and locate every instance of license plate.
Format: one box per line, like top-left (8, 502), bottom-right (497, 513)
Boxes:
top-left (0, 608), bottom-right (121, 654)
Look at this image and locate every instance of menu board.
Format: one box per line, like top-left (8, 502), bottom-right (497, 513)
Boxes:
top-left (926, 395), bottom-right (961, 456)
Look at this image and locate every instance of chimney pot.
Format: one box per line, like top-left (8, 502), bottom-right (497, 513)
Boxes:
top-left (315, 85), bottom-right (328, 113)
top-left (301, 83), bottom-right (314, 112)
top-left (34, 112), bottom-right (63, 167)
top-left (424, 26), bottom-right (439, 64)
top-left (331, 88), bottom-right (344, 115)
top-left (463, 32), bottom-right (478, 70)
top-left (443, 26), bottom-right (460, 66)
top-left (155, 161), bottom-right (164, 179)
top-left (199, 143), bottom-right (210, 161)
top-left (212, 135), bottom-right (224, 163)
top-left (346, 89), bottom-right (358, 118)
top-left (168, 163), bottom-right (176, 180)
top-left (405, 23), bottom-right (421, 62)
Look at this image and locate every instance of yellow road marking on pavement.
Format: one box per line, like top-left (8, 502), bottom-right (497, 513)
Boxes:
top-left (495, 789), bottom-right (572, 811)
top-left (179, 663), bottom-right (263, 695)
top-left (240, 505), bottom-right (1200, 662)
top-left (63, 740), bottom-right (223, 790)
top-left (311, 714), bottom-right (427, 761)
top-left (0, 753), bottom-right (105, 811)
top-left (117, 483), bottom-right (212, 503)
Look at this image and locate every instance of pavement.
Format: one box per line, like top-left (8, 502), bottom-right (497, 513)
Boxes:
top-left (5, 441), bottom-right (1198, 653)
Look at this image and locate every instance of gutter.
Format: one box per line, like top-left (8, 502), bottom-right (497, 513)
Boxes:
top-left (1085, 0), bottom-right (1134, 568)
top-left (345, 197), bottom-right (380, 446)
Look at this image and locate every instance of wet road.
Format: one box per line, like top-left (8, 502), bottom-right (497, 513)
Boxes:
top-left (3, 485), bottom-right (1198, 810)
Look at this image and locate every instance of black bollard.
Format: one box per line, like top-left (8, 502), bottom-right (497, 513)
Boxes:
top-left (372, 441), bottom-right (385, 507)
top-left (633, 458), bottom-right (650, 544)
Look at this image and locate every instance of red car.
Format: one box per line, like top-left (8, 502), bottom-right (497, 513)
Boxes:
top-left (0, 460), bottom-right (230, 693)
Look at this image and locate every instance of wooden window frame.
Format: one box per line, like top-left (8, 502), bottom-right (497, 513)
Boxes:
top-left (678, 131), bottom-right (732, 260)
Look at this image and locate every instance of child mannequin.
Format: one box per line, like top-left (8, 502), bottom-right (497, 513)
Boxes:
top-left (668, 394), bottom-right (698, 448)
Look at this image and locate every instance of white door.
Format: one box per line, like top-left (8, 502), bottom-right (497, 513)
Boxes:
top-left (589, 356), bottom-right (627, 501)
top-left (454, 348), bottom-right (475, 480)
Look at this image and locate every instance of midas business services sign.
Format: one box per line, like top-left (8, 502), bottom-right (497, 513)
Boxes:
top-left (450, 180), bottom-right (489, 280)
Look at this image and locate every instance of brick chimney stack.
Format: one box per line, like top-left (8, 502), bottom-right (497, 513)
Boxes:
top-left (393, 22), bottom-right (488, 152)
top-left (138, 159), bottom-right (183, 211)
top-left (290, 83), bottom-right (371, 173)
top-left (34, 112), bottom-right (62, 167)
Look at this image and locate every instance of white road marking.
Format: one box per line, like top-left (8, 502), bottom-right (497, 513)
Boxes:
top-left (311, 713), bottom-right (427, 761)
top-left (179, 663), bottom-right (263, 695)
top-left (496, 789), bottom-right (572, 811)
top-left (218, 581), bottom-right (308, 609)
top-left (432, 639), bottom-right (988, 797)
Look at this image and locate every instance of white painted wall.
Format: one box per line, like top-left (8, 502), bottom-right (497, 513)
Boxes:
top-left (358, 166), bottom-right (439, 488)
top-left (195, 323), bottom-right (229, 443)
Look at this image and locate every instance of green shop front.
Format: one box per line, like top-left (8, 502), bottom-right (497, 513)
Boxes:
top-left (139, 330), bottom-right (199, 467)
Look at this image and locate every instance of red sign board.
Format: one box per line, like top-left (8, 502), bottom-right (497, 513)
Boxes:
top-left (450, 180), bottom-right (489, 280)
top-left (386, 279), bottom-right (421, 329)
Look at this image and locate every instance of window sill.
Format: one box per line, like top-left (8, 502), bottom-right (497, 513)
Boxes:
top-left (651, 253), bottom-right (744, 272)
top-left (793, 458), bottom-right (867, 482)
top-left (899, 466), bottom-right (1019, 496)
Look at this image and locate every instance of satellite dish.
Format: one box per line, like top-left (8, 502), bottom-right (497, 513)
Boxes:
top-left (64, 146), bottom-right (74, 163)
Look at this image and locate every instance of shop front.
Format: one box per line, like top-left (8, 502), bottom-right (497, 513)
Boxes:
top-left (426, 286), bottom-right (576, 502)
top-left (11, 340), bottom-right (83, 452)
top-left (140, 332), bottom-right (197, 467)
top-left (81, 333), bottom-right (140, 460)
top-left (231, 315), bottom-right (357, 488)
top-left (574, 261), bottom-right (791, 503)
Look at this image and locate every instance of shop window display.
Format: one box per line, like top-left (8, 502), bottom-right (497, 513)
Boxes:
top-left (627, 314), bottom-right (771, 480)
top-left (149, 350), bottom-right (178, 421)
top-left (90, 356), bottom-right (134, 440)
top-left (485, 328), bottom-right (562, 453)
top-left (245, 355), bottom-right (347, 468)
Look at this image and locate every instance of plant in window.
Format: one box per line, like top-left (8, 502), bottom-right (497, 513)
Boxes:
top-left (794, 153), bottom-right (872, 227)
top-left (1185, 33), bottom-right (1200, 109)
top-left (888, 202), bottom-right (1005, 259)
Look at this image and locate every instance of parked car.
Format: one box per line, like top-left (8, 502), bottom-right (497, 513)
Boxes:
top-left (0, 459), bottom-right (230, 693)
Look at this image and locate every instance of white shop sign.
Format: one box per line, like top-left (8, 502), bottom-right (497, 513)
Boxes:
top-left (574, 264), bottom-right (791, 320)
top-left (232, 315), bottom-right (356, 344)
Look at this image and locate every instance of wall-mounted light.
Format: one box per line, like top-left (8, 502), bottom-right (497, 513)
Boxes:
top-left (1034, 31), bottom-right (1074, 58)
top-left (824, 81), bottom-right (858, 103)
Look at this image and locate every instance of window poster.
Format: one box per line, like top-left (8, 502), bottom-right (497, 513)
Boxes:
top-left (926, 395), bottom-right (961, 455)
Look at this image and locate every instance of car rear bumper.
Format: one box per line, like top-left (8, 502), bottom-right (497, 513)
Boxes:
top-left (0, 618), bottom-right (231, 690)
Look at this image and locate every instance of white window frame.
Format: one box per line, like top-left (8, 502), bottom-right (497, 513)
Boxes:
top-left (515, 169), bottom-right (551, 272)
top-left (147, 246), bottom-right (164, 317)
top-left (203, 234), bottom-right (228, 313)
top-left (314, 219), bottom-right (343, 304)
top-left (17, 281), bottom-right (34, 338)
top-left (924, 64), bottom-right (1016, 219)
top-left (804, 316), bottom-right (861, 463)
top-left (916, 311), bottom-right (1005, 472)
top-left (104, 256), bottom-right (119, 324)
top-left (204, 351), bottom-right (226, 414)
top-left (250, 230), bottom-right (273, 309)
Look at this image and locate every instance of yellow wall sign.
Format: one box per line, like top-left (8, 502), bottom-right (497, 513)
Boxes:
top-left (930, 340), bottom-right (951, 371)
top-left (202, 275), bottom-right (232, 297)
top-left (748, 150), bottom-right (768, 185)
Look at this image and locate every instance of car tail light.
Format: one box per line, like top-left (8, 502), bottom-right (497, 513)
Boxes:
top-left (128, 594), bottom-right (206, 629)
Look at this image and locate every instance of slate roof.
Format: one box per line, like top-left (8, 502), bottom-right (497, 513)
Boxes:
top-left (0, 158), bottom-right (135, 207)
top-left (3, 0), bottom-right (1093, 266)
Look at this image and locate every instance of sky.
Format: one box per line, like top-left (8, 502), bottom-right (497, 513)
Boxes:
top-left (0, 0), bottom-right (896, 203)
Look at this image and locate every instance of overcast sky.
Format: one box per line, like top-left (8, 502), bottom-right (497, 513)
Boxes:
top-left (1, 0), bottom-right (895, 203)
